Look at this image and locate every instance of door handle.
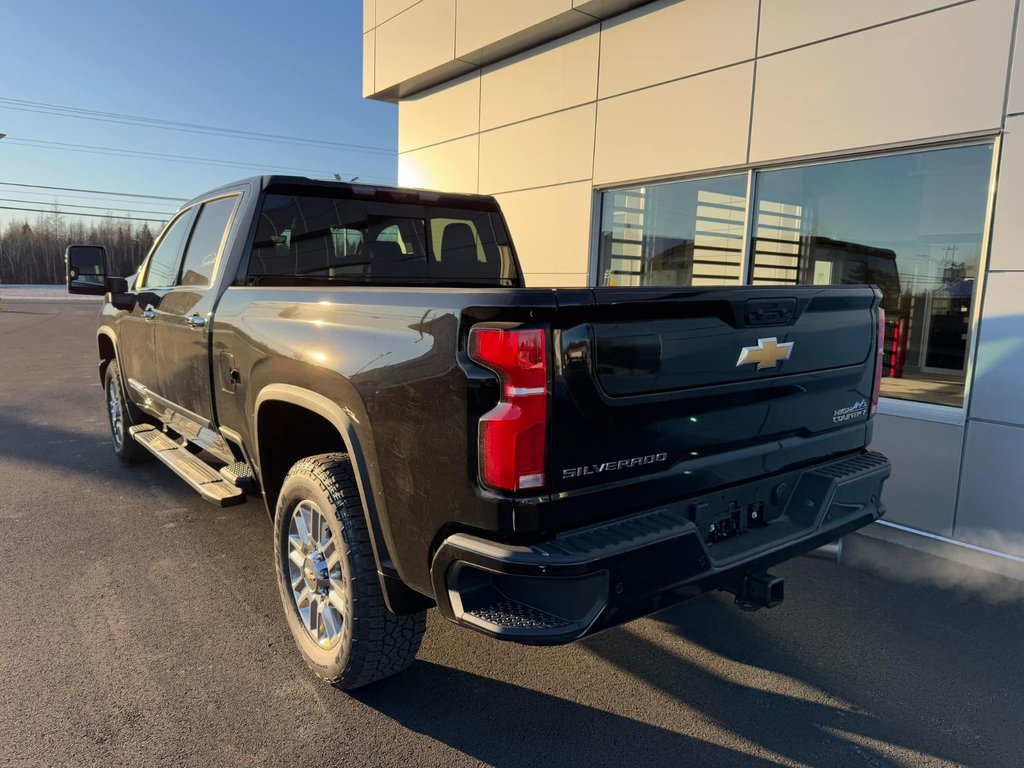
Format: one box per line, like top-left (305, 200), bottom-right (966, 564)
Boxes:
top-left (186, 314), bottom-right (206, 329)
top-left (142, 306), bottom-right (156, 320)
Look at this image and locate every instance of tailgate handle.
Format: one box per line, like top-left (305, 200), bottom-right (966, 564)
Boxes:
top-left (745, 298), bottom-right (796, 327)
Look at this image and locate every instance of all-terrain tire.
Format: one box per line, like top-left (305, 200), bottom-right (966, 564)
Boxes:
top-left (273, 453), bottom-right (426, 690)
top-left (104, 359), bottom-right (151, 465)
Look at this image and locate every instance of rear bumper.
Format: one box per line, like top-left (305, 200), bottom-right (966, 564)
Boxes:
top-left (430, 450), bottom-right (890, 644)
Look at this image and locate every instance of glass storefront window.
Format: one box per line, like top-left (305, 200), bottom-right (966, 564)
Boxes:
top-left (597, 174), bottom-right (748, 287)
top-left (751, 144), bottom-right (993, 407)
top-left (595, 145), bottom-right (994, 407)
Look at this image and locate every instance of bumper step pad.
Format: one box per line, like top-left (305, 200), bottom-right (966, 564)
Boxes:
top-left (467, 600), bottom-right (572, 631)
top-left (129, 424), bottom-right (246, 507)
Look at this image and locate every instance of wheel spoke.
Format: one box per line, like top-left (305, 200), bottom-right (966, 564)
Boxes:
top-left (294, 507), bottom-right (311, 548)
top-left (322, 603), bottom-right (342, 639)
top-left (323, 541), bottom-right (341, 569)
top-left (308, 596), bottom-right (320, 635)
top-left (305, 512), bottom-right (317, 548)
top-left (328, 582), bottom-right (346, 614)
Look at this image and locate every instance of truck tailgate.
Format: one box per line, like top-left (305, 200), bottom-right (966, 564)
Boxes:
top-left (549, 285), bottom-right (880, 501)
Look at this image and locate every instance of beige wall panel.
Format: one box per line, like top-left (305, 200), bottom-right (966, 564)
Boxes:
top-left (362, 30), bottom-right (375, 97)
top-left (397, 136), bottom-right (479, 193)
top-left (377, 0), bottom-right (419, 25)
top-left (456, 0), bottom-right (575, 58)
top-left (375, 0), bottom-right (456, 92)
top-left (594, 63), bottom-right (753, 185)
top-left (479, 104), bottom-right (596, 193)
top-left (598, 0), bottom-right (758, 98)
top-left (481, 26), bottom-right (599, 130)
top-left (750, 0), bottom-right (1015, 163)
top-left (1007, 9), bottom-right (1024, 114)
top-left (969, 271), bottom-right (1024, 426)
top-left (398, 72), bottom-right (480, 152)
top-left (870, 414), bottom-right (961, 535)
top-left (759, 0), bottom-right (961, 55)
top-left (494, 181), bottom-right (593, 276)
top-left (363, 0), bottom-right (374, 32)
top-left (989, 117), bottom-right (1024, 270)
top-left (525, 272), bottom-right (589, 287)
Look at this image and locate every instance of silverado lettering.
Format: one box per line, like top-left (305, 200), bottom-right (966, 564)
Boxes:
top-left (562, 452), bottom-right (669, 479)
top-left (67, 175), bottom-right (891, 692)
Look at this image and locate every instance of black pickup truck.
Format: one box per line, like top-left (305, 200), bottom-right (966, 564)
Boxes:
top-left (67, 176), bottom-right (890, 690)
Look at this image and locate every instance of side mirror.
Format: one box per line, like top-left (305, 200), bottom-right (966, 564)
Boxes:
top-left (66, 244), bottom-right (110, 296)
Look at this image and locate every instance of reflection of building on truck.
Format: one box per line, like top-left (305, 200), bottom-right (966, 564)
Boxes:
top-left (800, 237), bottom-right (971, 380)
top-left (799, 238), bottom-right (906, 379)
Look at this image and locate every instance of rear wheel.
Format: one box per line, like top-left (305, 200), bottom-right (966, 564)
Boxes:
top-left (273, 453), bottom-right (426, 690)
top-left (104, 359), bottom-right (150, 465)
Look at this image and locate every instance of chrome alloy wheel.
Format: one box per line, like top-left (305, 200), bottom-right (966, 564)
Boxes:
top-left (287, 500), bottom-right (346, 648)
top-left (108, 377), bottom-right (124, 450)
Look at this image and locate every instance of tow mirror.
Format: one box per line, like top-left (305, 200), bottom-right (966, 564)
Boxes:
top-left (65, 246), bottom-right (136, 309)
top-left (66, 244), bottom-right (109, 296)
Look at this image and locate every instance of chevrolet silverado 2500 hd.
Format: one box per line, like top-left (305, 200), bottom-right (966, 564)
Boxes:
top-left (66, 176), bottom-right (891, 690)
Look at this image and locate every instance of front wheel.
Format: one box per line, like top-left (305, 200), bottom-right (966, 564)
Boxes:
top-left (273, 453), bottom-right (426, 690)
top-left (104, 359), bottom-right (150, 465)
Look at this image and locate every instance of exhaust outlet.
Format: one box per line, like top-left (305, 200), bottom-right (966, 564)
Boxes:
top-left (728, 571), bottom-right (785, 611)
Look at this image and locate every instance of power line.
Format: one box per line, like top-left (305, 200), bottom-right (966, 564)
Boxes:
top-left (0, 181), bottom-right (188, 201)
top-left (3, 137), bottom-right (393, 181)
top-left (0, 97), bottom-right (396, 156)
top-left (0, 187), bottom-right (180, 208)
top-left (0, 197), bottom-right (175, 216)
top-left (0, 204), bottom-right (166, 223)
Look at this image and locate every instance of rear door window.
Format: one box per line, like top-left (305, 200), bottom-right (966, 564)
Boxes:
top-left (177, 196), bottom-right (237, 287)
top-left (140, 209), bottom-right (193, 289)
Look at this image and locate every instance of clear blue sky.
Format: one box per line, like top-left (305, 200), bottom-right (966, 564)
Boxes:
top-left (0, 0), bottom-right (396, 227)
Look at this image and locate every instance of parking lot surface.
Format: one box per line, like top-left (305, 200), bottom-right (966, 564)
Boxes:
top-left (1, 299), bottom-right (1022, 767)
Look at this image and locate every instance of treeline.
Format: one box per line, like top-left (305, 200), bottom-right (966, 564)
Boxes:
top-left (0, 212), bottom-right (161, 284)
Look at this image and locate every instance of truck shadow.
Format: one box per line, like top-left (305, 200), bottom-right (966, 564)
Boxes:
top-left (358, 555), bottom-right (1023, 767)
top-left (355, 660), bottom-right (781, 767)
top-left (583, 558), bottom-right (1024, 767)
top-left (0, 408), bottom-right (198, 502)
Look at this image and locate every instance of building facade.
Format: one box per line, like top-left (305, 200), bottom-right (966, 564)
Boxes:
top-left (363, 0), bottom-right (1024, 568)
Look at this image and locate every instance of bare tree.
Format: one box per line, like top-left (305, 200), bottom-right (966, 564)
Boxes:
top-left (0, 212), bottom-right (159, 284)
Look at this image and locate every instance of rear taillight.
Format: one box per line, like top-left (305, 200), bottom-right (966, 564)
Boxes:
top-left (468, 327), bottom-right (548, 492)
top-left (870, 307), bottom-right (885, 417)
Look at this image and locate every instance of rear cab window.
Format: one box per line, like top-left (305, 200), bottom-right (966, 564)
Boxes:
top-left (245, 189), bottom-right (519, 287)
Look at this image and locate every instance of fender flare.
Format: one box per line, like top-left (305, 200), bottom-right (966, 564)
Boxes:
top-left (96, 327), bottom-right (119, 385)
top-left (252, 384), bottom-right (430, 613)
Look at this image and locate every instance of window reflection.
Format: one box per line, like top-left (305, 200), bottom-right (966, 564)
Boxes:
top-left (750, 144), bottom-right (992, 407)
top-left (598, 174), bottom-right (748, 287)
top-left (595, 144), bottom-right (994, 407)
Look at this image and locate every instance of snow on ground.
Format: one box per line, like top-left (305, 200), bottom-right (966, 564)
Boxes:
top-left (0, 284), bottom-right (101, 300)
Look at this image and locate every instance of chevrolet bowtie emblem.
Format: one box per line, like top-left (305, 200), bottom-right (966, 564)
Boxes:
top-left (736, 337), bottom-right (794, 370)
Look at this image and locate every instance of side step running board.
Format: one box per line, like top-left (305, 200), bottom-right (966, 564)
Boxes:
top-left (129, 424), bottom-right (246, 507)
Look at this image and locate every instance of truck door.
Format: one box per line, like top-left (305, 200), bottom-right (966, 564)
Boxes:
top-left (119, 207), bottom-right (195, 402)
top-left (151, 194), bottom-right (240, 431)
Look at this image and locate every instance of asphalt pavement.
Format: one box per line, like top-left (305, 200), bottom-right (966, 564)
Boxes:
top-left (1, 299), bottom-right (1022, 768)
